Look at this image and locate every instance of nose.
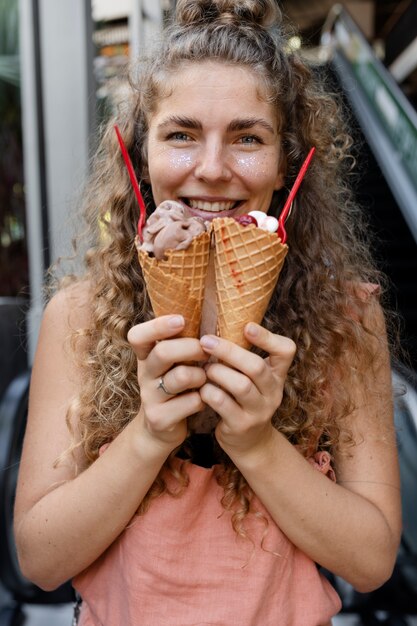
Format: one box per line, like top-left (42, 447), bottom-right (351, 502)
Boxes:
top-left (194, 140), bottom-right (232, 183)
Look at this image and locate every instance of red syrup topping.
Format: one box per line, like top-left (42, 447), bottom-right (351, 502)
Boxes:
top-left (235, 214), bottom-right (258, 227)
top-left (219, 224), bottom-right (245, 292)
top-left (231, 269), bottom-right (243, 289)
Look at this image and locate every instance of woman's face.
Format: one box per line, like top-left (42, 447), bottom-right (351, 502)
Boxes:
top-left (146, 61), bottom-right (285, 221)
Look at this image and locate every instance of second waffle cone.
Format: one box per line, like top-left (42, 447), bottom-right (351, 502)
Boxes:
top-left (212, 218), bottom-right (288, 348)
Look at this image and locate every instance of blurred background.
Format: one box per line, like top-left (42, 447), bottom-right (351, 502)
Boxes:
top-left (0, 1), bottom-right (417, 625)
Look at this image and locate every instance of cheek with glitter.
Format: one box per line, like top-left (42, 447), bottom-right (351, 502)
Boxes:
top-left (168, 152), bottom-right (194, 170)
top-left (235, 154), bottom-right (272, 180)
top-left (236, 155), bottom-right (258, 169)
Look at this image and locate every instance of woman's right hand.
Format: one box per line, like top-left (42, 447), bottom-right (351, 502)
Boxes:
top-left (127, 315), bottom-right (208, 453)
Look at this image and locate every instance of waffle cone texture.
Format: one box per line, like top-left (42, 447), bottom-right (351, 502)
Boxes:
top-left (136, 218), bottom-right (288, 347)
top-left (137, 231), bottom-right (211, 338)
top-left (212, 218), bottom-right (288, 348)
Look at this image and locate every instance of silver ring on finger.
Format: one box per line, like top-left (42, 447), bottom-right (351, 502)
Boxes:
top-left (157, 376), bottom-right (175, 396)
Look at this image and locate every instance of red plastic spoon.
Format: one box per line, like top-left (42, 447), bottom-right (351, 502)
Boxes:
top-left (278, 147), bottom-right (315, 244)
top-left (114, 125), bottom-right (147, 242)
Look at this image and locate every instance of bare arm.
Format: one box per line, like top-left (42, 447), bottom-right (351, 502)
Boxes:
top-left (199, 303), bottom-right (401, 593)
top-left (14, 286), bottom-right (207, 590)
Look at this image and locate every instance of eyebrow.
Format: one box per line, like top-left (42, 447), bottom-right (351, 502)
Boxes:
top-left (157, 116), bottom-right (203, 131)
top-left (157, 115), bottom-right (276, 135)
top-left (227, 118), bottom-right (276, 135)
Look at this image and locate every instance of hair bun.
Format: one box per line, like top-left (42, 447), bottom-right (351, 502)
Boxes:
top-left (175, 0), bottom-right (280, 29)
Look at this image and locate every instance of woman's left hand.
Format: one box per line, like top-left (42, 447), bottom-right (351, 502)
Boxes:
top-left (199, 322), bottom-right (296, 459)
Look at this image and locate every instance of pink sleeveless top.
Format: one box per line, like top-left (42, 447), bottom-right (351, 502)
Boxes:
top-left (73, 453), bottom-right (341, 626)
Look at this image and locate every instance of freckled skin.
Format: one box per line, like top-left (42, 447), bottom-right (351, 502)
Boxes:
top-left (236, 154), bottom-right (268, 178)
top-left (168, 153), bottom-right (194, 171)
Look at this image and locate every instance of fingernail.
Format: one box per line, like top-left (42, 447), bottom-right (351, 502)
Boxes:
top-left (200, 335), bottom-right (219, 350)
top-left (246, 323), bottom-right (259, 337)
top-left (168, 315), bottom-right (184, 329)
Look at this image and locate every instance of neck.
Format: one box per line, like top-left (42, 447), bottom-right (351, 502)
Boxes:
top-left (200, 252), bottom-right (217, 337)
top-left (188, 253), bottom-right (219, 434)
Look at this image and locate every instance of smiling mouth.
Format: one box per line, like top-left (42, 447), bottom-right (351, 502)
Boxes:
top-left (182, 198), bottom-right (243, 213)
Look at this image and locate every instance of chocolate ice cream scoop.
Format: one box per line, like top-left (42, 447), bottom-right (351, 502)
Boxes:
top-left (141, 201), bottom-right (207, 260)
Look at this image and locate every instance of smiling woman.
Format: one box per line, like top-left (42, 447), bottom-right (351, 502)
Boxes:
top-left (13, 0), bottom-right (401, 625)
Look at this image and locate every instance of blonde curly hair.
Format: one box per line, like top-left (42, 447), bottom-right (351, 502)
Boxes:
top-left (55, 0), bottom-right (392, 536)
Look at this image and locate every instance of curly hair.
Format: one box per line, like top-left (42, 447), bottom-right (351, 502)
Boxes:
top-left (55, 0), bottom-right (392, 537)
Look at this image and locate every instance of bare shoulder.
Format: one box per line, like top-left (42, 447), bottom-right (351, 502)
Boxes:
top-left (346, 281), bottom-right (390, 362)
top-left (43, 279), bottom-right (92, 333)
top-left (31, 279), bottom-right (94, 432)
top-left (338, 286), bottom-right (392, 440)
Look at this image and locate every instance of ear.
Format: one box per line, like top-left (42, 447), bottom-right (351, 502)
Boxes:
top-left (274, 147), bottom-right (287, 190)
top-left (141, 163), bottom-right (150, 184)
top-left (274, 168), bottom-right (286, 191)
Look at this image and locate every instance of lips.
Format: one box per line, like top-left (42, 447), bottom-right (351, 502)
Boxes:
top-left (187, 199), bottom-right (239, 212)
top-left (181, 197), bottom-right (244, 220)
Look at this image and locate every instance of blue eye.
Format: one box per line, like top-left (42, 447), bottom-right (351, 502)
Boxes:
top-left (167, 132), bottom-right (190, 141)
top-left (239, 135), bottom-right (263, 145)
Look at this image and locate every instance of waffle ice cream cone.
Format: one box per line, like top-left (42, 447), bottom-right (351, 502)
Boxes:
top-left (212, 218), bottom-right (288, 348)
top-left (137, 231), bottom-right (211, 338)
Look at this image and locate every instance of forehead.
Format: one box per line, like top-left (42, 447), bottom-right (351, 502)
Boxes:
top-left (150, 61), bottom-right (278, 126)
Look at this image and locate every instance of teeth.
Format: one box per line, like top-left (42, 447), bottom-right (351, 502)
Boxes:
top-left (188, 199), bottom-right (236, 212)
